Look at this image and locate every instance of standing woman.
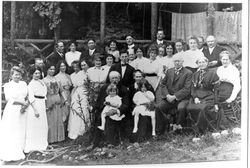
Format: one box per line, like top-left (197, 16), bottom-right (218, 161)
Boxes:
top-left (68, 60), bottom-right (90, 140)
top-left (24, 66), bottom-right (48, 153)
top-left (43, 63), bottom-right (65, 143)
top-left (182, 36), bottom-right (205, 73)
top-left (102, 54), bottom-right (114, 80)
top-left (65, 40), bottom-right (81, 74)
top-left (55, 60), bottom-right (72, 123)
top-left (0, 66), bottom-right (29, 161)
top-left (162, 43), bottom-right (175, 75)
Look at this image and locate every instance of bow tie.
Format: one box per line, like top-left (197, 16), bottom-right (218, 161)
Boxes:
top-left (121, 64), bottom-right (127, 67)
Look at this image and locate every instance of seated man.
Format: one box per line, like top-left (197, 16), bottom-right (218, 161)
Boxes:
top-left (92, 71), bottom-right (130, 147)
top-left (155, 54), bottom-right (192, 135)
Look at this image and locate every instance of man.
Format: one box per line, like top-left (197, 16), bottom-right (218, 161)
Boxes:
top-left (149, 29), bottom-right (168, 51)
top-left (202, 35), bottom-right (225, 68)
top-left (106, 49), bottom-right (135, 88)
top-left (92, 71), bottom-right (130, 147)
top-left (197, 36), bottom-right (206, 51)
top-left (34, 57), bottom-right (45, 78)
top-left (174, 39), bottom-right (185, 53)
top-left (47, 41), bottom-right (65, 65)
top-left (155, 54), bottom-right (192, 135)
top-left (80, 39), bottom-right (104, 67)
top-left (124, 35), bottom-right (138, 52)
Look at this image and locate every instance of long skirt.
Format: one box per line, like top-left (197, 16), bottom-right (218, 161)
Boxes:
top-left (24, 98), bottom-right (48, 153)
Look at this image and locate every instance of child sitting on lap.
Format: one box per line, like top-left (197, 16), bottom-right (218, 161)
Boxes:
top-left (132, 79), bottom-right (156, 136)
top-left (98, 83), bottom-right (125, 130)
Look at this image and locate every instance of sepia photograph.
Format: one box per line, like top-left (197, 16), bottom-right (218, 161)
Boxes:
top-left (0, 0), bottom-right (248, 167)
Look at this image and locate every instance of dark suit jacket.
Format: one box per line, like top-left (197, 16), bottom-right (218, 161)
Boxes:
top-left (79, 48), bottom-right (105, 67)
top-left (106, 63), bottom-right (135, 88)
top-left (47, 50), bottom-right (65, 65)
top-left (161, 67), bottom-right (192, 101)
top-left (191, 69), bottom-right (219, 103)
top-left (149, 40), bottom-right (168, 49)
top-left (123, 43), bottom-right (138, 51)
top-left (95, 83), bottom-right (130, 117)
top-left (202, 45), bottom-right (225, 68)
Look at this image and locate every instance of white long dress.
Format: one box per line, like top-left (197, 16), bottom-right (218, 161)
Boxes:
top-left (68, 70), bottom-right (90, 139)
top-left (0, 80), bottom-right (28, 161)
top-left (24, 79), bottom-right (48, 153)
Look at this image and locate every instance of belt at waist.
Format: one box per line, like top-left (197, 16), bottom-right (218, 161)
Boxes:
top-left (145, 73), bottom-right (157, 77)
top-left (34, 95), bottom-right (45, 99)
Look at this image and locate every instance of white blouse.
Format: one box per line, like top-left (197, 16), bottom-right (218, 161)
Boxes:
top-left (87, 66), bottom-right (107, 83)
top-left (133, 57), bottom-right (149, 71)
top-left (65, 51), bottom-right (81, 66)
top-left (141, 59), bottom-right (162, 76)
top-left (217, 63), bottom-right (241, 102)
top-left (182, 49), bottom-right (204, 68)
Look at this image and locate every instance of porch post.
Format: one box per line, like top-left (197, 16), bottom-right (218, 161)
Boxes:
top-left (151, 3), bottom-right (158, 41)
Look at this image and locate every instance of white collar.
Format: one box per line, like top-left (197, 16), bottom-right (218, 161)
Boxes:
top-left (157, 39), bottom-right (163, 44)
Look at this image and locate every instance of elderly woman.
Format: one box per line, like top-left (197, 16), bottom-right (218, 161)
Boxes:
top-left (186, 57), bottom-right (219, 133)
top-left (216, 51), bottom-right (241, 128)
top-left (24, 66), bottom-right (48, 153)
top-left (0, 66), bottom-right (29, 161)
top-left (182, 36), bottom-right (205, 73)
top-left (92, 71), bottom-right (130, 147)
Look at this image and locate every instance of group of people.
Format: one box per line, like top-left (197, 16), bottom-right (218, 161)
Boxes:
top-left (0, 29), bottom-right (241, 162)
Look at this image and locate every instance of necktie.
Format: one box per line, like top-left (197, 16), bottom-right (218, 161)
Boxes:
top-left (175, 69), bottom-right (180, 75)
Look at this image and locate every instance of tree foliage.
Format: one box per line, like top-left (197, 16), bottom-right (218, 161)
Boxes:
top-left (34, 2), bottom-right (62, 30)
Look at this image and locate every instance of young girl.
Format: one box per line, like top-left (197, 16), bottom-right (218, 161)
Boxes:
top-left (132, 79), bottom-right (156, 136)
top-left (98, 84), bottom-right (125, 130)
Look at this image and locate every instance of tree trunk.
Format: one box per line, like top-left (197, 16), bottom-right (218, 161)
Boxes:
top-left (100, 2), bottom-right (106, 43)
top-left (10, 1), bottom-right (16, 48)
top-left (151, 3), bottom-right (157, 41)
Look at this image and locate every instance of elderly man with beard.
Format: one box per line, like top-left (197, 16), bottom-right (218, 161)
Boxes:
top-left (92, 71), bottom-right (130, 148)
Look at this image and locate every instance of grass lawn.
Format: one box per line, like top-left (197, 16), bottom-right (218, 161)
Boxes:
top-left (4, 127), bottom-right (241, 166)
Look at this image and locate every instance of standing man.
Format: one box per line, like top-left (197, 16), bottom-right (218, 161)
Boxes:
top-left (47, 41), bottom-right (65, 65)
top-left (155, 55), bottom-right (192, 135)
top-left (197, 36), bottom-right (206, 51)
top-left (106, 49), bottom-right (135, 88)
top-left (124, 35), bottom-right (138, 52)
top-left (149, 29), bottom-right (168, 52)
top-left (80, 39), bottom-right (104, 67)
top-left (202, 35), bottom-right (225, 68)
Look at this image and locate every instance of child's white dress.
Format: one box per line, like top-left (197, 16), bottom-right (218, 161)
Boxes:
top-left (102, 95), bottom-right (125, 121)
top-left (132, 91), bottom-right (155, 116)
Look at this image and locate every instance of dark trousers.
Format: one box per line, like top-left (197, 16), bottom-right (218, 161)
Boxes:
top-left (155, 99), bottom-right (189, 135)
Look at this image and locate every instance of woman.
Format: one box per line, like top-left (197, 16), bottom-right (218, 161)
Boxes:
top-left (216, 51), bottom-right (241, 128)
top-left (65, 40), bottom-right (81, 73)
top-left (156, 46), bottom-right (166, 62)
top-left (43, 63), bottom-right (65, 143)
top-left (162, 43), bottom-right (175, 75)
top-left (0, 66), bottom-right (28, 161)
top-left (174, 39), bottom-right (185, 53)
top-left (55, 60), bottom-right (72, 123)
top-left (133, 46), bottom-right (149, 71)
top-left (182, 36), bottom-right (205, 73)
top-left (68, 60), bottom-right (90, 140)
top-left (106, 40), bottom-right (120, 63)
top-left (102, 54), bottom-right (114, 80)
top-left (186, 57), bottom-right (219, 133)
top-left (142, 47), bottom-right (162, 91)
top-left (24, 66), bottom-right (48, 153)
